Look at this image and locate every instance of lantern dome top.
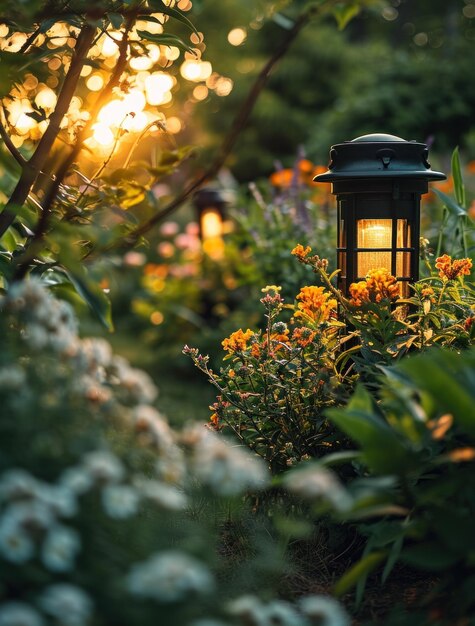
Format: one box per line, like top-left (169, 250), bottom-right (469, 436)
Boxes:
top-left (314, 133), bottom-right (446, 182)
top-left (351, 133), bottom-right (406, 143)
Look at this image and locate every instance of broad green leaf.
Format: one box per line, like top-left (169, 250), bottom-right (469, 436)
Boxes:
top-left (451, 146), bottom-right (466, 209)
top-left (401, 543), bottom-right (459, 570)
top-left (327, 386), bottom-right (414, 473)
top-left (433, 189), bottom-right (466, 217)
top-left (107, 12), bottom-right (124, 29)
top-left (136, 30), bottom-right (196, 54)
top-left (398, 350), bottom-right (475, 437)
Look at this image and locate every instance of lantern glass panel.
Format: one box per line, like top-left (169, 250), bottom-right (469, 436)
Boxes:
top-left (201, 208), bottom-right (223, 239)
top-left (356, 219), bottom-right (392, 278)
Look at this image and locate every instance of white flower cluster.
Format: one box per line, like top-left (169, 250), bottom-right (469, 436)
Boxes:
top-left (182, 425), bottom-right (269, 496)
top-left (2, 279), bottom-right (158, 408)
top-left (0, 469), bottom-right (80, 572)
top-left (127, 550), bottom-right (214, 602)
top-left (0, 583), bottom-right (93, 626)
top-left (283, 464), bottom-right (353, 512)
top-left (227, 594), bottom-right (350, 626)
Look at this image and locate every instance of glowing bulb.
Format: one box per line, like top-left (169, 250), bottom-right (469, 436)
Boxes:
top-left (193, 85), bottom-right (208, 100)
top-left (101, 36), bottom-right (119, 57)
top-left (201, 209), bottom-right (223, 239)
top-left (92, 123), bottom-right (114, 146)
top-left (35, 87), bottom-right (57, 109)
top-left (15, 113), bottom-right (36, 134)
top-left (130, 55), bottom-right (154, 71)
top-left (122, 89), bottom-right (146, 113)
top-left (164, 46), bottom-right (180, 61)
top-left (97, 100), bottom-right (128, 126)
top-left (86, 74), bottom-right (104, 91)
top-left (165, 116), bottom-right (182, 134)
top-left (227, 28), bottom-right (247, 46)
top-left (180, 60), bottom-right (202, 81)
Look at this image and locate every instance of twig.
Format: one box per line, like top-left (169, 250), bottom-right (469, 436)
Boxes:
top-left (89, 0), bottom-right (343, 257)
top-left (0, 108), bottom-right (26, 167)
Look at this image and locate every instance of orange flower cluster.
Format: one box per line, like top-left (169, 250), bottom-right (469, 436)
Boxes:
top-left (222, 328), bottom-right (254, 353)
top-left (291, 244), bottom-right (312, 260)
top-left (435, 254), bottom-right (472, 281)
top-left (292, 326), bottom-right (317, 347)
top-left (349, 268), bottom-right (400, 307)
top-left (295, 286), bottom-right (337, 323)
top-left (270, 159), bottom-right (326, 188)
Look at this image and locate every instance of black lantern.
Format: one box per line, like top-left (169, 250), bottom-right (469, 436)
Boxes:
top-left (314, 133), bottom-right (446, 296)
top-left (193, 188), bottom-right (228, 242)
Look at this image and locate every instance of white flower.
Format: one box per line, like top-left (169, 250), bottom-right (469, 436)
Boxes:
top-left (110, 356), bottom-right (158, 403)
top-left (4, 501), bottom-right (53, 531)
top-left (39, 584), bottom-right (93, 626)
top-left (36, 484), bottom-right (77, 518)
top-left (283, 466), bottom-right (352, 512)
top-left (60, 467), bottom-right (94, 495)
top-left (0, 366), bottom-right (26, 391)
top-left (299, 596), bottom-right (350, 626)
top-left (75, 338), bottom-right (112, 373)
top-left (227, 596), bottom-right (267, 625)
top-left (82, 450), bottom-right (124, 483)
top-left (185, 426), bottom-right (269, 496)
top-left (41, 525), bottom-right (81, 572)
top-left (102, 484), bottom-right (140, 519)
top-left (0, 515), bottom-right (34, 563)
top-left (0, 470), bottom-right (39, 500)
top-left (155, 452), bottom-right (186, 484)
top-left (127, 550), bottom-right (214, 602)
top-left (0, 602), bottom-right (44, 626)
top-left (262, 600), bottom-right (306, 626)
top-left (134, 478), bottom-right (187, 510)
top-left (132, 405), bottom-right (175, 451)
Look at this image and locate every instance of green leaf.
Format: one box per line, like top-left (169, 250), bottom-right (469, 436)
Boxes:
top-left (136, 30), bottom-right (196, 54)
top-left (334, 551), bottom-right (386, 597)
top-left (332, 3), bottom-right (360, 30)
top-left (139, 6), bottom-right (198, 35)
top-left (61, 266), bottom-right (113, 331)
top-left (451, 146), bottom-right (466, 209)
top-left (401, 543), bottom-right (459, 571)
top-left (398, 350), bottom-right (475, 437)
top-left (382, 535), bottom-right (404, 583)
top-left (326, 386), bottom-right (414, 473)
top-left (107, 12), bottom-right (124, 29)
top-left (433, 189), bottom-right (466, 217)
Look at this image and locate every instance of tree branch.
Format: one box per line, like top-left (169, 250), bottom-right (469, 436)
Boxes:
top-left (93, 9), bottom-right (316, 256)
top-left (12, 15), bottom-right (135, 279)
top-left (0, 110), bottom-right (26, 167)
top-left (0, 22), bottom-right (97, 239)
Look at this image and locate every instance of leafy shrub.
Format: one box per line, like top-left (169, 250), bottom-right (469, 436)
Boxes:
top-left (285, 347), bottom-right (475, 624)
top-left (187, 247), bottom-right (475, 473)
top-left (0, 279), bottom-right (349, 626)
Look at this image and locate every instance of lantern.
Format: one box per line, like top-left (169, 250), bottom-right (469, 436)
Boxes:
top-left (314, 133), bottom-right (446, 296)
top-left (193, 188), bottom-right (227, 241)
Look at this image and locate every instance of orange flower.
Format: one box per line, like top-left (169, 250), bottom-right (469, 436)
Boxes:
top-left (292, 326), bottom-right (317, 347)
top-left (269, 168), bottom-right (294, 188)
top-left (251, 344), bottom-right (261, 358)
top-left (421, 286), bottom-right (435, 299)
top-left (222, 328), bottom-right (254, 353)
top-left (349, 268), bottom-right (399, 306)
top-left (295, 286), bottom-right (337, 323)
top-left (464, 316), bottom-right (475, 332)
top-left (291, 244), bottom-right (312, 259)
top-left (435, 254), bottom-right (472, 280)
